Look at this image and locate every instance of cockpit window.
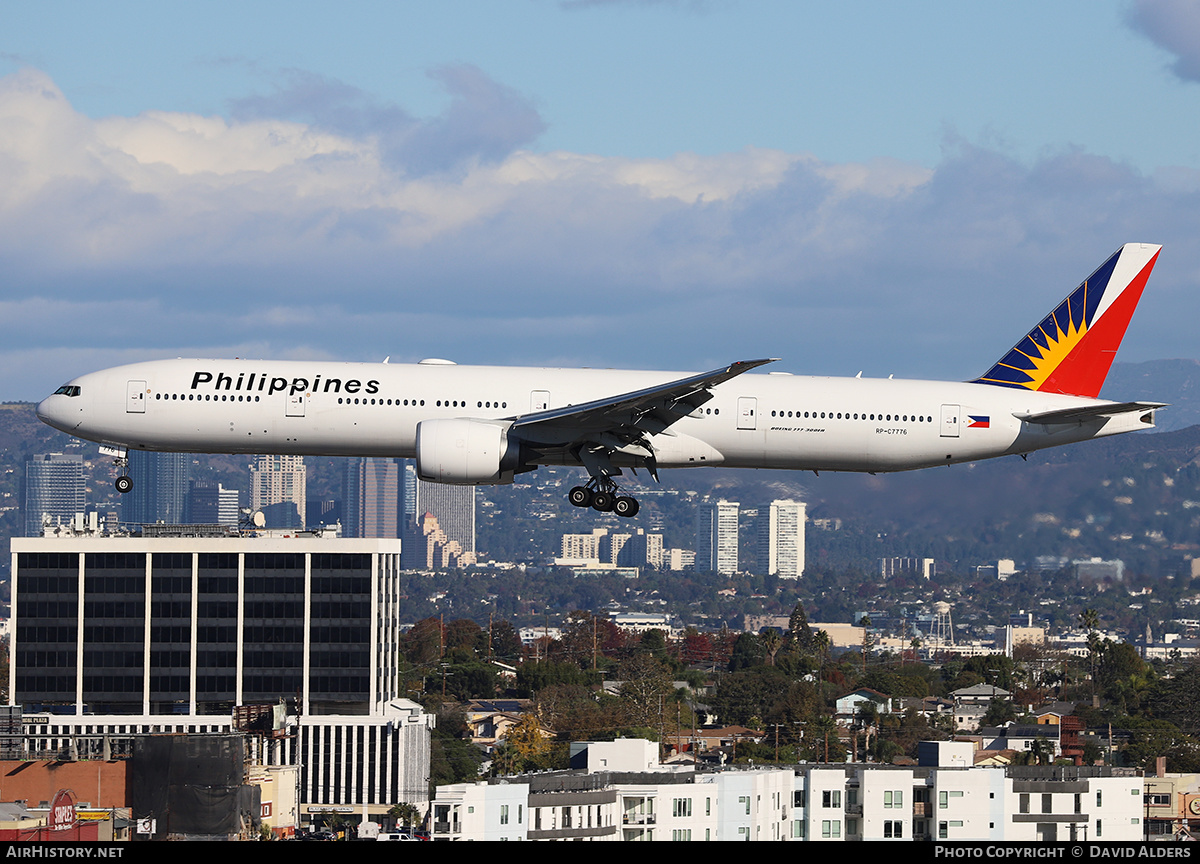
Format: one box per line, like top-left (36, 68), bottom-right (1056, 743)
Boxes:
top-left (53, 386), bottom-right (81, 397)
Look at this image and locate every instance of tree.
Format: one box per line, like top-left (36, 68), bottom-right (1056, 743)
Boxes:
top-left (1078, 609), bottom-right (1102, 699)
top-left (401, 617), bottom-right (444, 666)
top-left (616, 655), bottom-right (676, 729)
top-left (1152, 663), bottom-right (1200, 735)
top-left (535, 683), bottom-right (613, 741)
top-left (981, 697), bottom-right (1016, 727)
top-left (682, 629), bottom-right (718, 668)
top-left (728, 632), bottom-right (766, 671)
top-left (488, 618), bottom-right (523, 662)
top-left (710, 668), bottom-right (790, 728)
top-left (813, 630), bottom-right (832, 672)
top-left (506, 714), bottom-right (552, 761)
top-left (860, 615), bottom-right (873, 674)
top-left (515, 660), bottom-right (594, 697)
top-left (760, 629), bottom-right (783, 667)
top-left (443, 661), bottom-right (499, 701)
top-left (1029, 736), bottom-right (1055, 766)
top-left (429, 708), bottom-right (487, 788)
top-left (388, 802), bottom-right (421, 830)
top-left (804, 714), bottom-right (844, 763)
top-left (788, 601), bottom-right (815, 652)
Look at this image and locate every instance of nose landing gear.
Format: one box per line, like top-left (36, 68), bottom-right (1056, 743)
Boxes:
top-left (101, 445), bottom-right (133, 494)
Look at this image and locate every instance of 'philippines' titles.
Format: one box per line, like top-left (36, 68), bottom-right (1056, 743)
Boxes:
top-left (190, 371), bottom-right (381, 397)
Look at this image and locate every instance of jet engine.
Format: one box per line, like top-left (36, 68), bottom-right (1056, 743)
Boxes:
top-left (415, 418), bottom-right (522, 485)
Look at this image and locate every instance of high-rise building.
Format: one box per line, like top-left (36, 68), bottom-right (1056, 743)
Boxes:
top-left (559, 528), bottom-right (664, 569)
top-left (403, 463), bottom-right (417, 523)
top-left (343, 458), bottom-right (399, 538)
top-left (11, 534), bottom-right (403, 716)
top-left (880, 557), bottom-right (935, 580)
top-left (665, 548), bottom-right (695, 571)
top-left (402, 465), bottom-right (474, 567)
top-left (760, 499), bottom-right (806, 578)
top-left (24, 452), bottom-right (85, 537)
top-left (250, 455), bottom-right (306, 529)
top-left (188, 481), bottom-right (240, 527)
top-left (122, 451), bottom-right (190, 525)
top-left (9, 532), bottom-right (432, 814)
top-left (560, 529), bottom-right (610, 561)
top-left (306, 498), bottom-right (340, 529)
top-left (696, 500), bottom-right (739, 575)
top-left (413, 513), bottom-right (476, 569)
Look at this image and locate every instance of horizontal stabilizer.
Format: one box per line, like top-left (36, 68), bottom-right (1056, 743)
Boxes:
top-left (1014, 401), bottom-right (1166, 425)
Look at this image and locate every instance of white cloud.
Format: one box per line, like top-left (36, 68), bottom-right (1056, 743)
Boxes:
top-left (0, 68), bottom-right (823, 263)
top-left (1, 68), bottom-right (1199, 404)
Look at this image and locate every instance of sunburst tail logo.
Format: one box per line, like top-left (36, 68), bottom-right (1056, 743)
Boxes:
top-left (972, 244), bottom-right (1161, 399)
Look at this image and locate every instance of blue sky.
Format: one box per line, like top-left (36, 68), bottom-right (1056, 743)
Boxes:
top-left (2, 0), bottom-right (1200, 400)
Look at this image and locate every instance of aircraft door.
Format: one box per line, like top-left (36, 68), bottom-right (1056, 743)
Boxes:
top-left (940, 404), bottom-right (960, 438)
top-left (530, 390), bottom-right (550, 412)
top-left (287, 394), bottom-right (305, 417)
top-left (126, 380), bottom-right (146, 413)
top-left (737, 397), bottom-right (757, 430)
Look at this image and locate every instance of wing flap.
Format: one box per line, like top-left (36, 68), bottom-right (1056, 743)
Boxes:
top-left (511, 358), bottom-right (777, 443)
top-left (1014, 401), bottom-right (1166, 425)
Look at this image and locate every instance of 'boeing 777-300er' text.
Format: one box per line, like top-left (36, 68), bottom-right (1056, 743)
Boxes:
top-left (37, 243), bottom-right (1164, 518)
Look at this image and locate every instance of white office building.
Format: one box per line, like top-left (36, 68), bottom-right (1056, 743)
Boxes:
top-left (696, 500), bottom-right (739, 575)
top-left (760, 499), bottom-right (806, 578)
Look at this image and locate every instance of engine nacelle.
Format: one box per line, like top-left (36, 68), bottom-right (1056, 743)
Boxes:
top-left (415, 418), bottom-right (520, 485)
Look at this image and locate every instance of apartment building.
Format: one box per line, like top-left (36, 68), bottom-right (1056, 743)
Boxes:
top-left (429, 738), bottom-right (1146, 841)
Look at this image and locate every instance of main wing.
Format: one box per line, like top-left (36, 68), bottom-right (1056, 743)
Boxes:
top-left (510, 358), bottom-right (776, 472)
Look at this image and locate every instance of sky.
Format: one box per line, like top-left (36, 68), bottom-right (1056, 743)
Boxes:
top-left (3, 0), bottom-right (1200, 401)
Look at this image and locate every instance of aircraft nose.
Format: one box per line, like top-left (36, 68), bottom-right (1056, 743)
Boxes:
top-left (36, 393), bottom-right (74, 433)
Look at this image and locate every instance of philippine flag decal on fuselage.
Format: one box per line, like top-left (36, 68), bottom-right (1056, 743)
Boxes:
top-left (968, 415), bottom-right (990, 428)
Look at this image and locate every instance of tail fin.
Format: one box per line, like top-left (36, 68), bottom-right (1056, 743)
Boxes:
top-left (972, 243), bottom-right (1161, 398)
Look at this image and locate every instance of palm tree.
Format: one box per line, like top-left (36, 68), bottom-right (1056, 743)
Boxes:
top-left (813, 630), bottom-right (832, 678)
top-left (761, 629), bottom-right (783, 667)
top-left (388, 802), bottom-right (421, 831)
top-left (808, 714), bottom-right (838, 762)
top-left (1078, 609), bottom-right (1102, 700)
top-left (860, 615), bottom-right (873, 674)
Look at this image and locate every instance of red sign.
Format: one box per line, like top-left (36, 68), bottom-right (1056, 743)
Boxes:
top-left (49, 789), bottom-right (76, 832)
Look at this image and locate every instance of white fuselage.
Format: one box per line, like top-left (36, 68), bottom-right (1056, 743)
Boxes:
top-left (35, 358), bottom-right (1153, 476)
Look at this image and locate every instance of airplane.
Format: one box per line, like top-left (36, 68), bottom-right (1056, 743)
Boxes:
top-left (37, 243), bottom-right (1164, 518)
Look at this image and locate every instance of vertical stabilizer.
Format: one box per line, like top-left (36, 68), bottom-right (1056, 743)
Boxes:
top-left (972, 243), bottom-right (1161, 398)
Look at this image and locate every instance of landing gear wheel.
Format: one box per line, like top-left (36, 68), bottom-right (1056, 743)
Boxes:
top-left (591, 491), bottom-right (615, 512)
top-left (568, 486), bottom-right (593, 507)
top-left (115, 475), bottom-right (133, 494)
top-left (614, 496), bottom-right (639, 518)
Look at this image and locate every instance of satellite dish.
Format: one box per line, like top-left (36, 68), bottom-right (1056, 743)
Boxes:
top-left (252, 511), bottom-right (266, 528)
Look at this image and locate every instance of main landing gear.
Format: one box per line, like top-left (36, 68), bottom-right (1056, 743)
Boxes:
top-left (568, 479), bottom-right (640, 517)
